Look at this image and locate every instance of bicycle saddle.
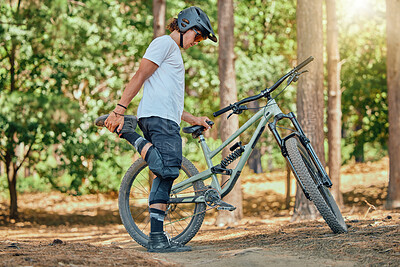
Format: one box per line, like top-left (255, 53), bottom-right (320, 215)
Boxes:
top-left (182, 121), bottom-right (214, 138)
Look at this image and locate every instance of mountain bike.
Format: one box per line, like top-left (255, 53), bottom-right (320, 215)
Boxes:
top-left (118, 56), bottom-right (348, 248)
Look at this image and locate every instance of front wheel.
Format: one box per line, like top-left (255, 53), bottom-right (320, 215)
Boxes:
top-left (285, 137), bottom-right (347, 233)
top-left (118, 157), bottom-right (206, 248)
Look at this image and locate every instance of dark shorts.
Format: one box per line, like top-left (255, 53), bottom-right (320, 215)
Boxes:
top-left (138, 116), bottom-right (182, 169)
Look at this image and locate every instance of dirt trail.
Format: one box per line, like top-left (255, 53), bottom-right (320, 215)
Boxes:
top-left (0, 157), bottom-right (399, 266)
top-left (1, 212), bottom-right (398, 266)
top-left (137, 214), bottom-right (398, 267)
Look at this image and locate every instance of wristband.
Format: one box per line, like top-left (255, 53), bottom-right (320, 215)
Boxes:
top-left (113, 111), bottom-right (124, 116)
top-left (117, 103), bottom-right (127, 109)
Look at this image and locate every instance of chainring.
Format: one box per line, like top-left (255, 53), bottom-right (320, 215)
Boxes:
top-left (204, 188), bottom-right (221, 208)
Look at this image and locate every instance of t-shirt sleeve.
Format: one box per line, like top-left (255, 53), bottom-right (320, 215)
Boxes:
top-left (143, 37), bottom-right (171, 66)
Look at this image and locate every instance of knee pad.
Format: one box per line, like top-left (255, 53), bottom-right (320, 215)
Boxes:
top-left (148, 177), bottom-right (174, 205)
top-left (145, 146), bottom-right (164, 177)
top-left (162, 166), bottom-right (180, 180)
top-left (145, 146), bottom-right (180, 180)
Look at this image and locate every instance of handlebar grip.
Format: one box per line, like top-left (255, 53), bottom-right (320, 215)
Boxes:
top-left (213, 105), bottom-right (232, 117)
top-left (295, 56), bottom-right (314, 71)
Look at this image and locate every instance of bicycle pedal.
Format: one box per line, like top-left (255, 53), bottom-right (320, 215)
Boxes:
top-left (215, 200), bottom-right (236, 211)
top-left (217, 206), bottom-right (236, 211)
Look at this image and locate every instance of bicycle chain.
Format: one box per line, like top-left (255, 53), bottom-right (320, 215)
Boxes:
top-left (164, 187), bottom-right (222, 226)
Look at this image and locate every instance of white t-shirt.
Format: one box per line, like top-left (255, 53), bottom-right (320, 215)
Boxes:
top-left (137, 35), bottom-right (185, 125)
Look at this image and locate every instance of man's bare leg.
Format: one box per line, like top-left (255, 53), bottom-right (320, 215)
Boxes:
top-left (140, 142), bottom-right (153, 160)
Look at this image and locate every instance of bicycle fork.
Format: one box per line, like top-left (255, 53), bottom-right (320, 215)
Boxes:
top-left (268, 112), bottom-right (333, 199)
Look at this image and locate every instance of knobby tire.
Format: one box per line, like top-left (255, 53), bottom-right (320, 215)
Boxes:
top-left (286, 137), bottom-right (348, 233)
top-left (118, 157), bottom-right (206, 248)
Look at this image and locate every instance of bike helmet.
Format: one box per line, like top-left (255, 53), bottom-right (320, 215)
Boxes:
top-left (178, 6), bottom-right (217, 43)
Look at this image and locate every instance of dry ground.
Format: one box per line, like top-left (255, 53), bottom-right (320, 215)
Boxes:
top-left (0, 157), bottom-right (399, 266)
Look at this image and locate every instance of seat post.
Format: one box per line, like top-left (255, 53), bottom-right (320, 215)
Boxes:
top-left (199, 135), bottom-right (212, 168)
top-left (198, 134), bottom-right (222, 192)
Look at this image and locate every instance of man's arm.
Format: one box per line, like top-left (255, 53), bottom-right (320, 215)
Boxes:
top-left (181, 111), bottom-right (212, 130)
top-left (117, 58), bottom-right (159, 111)
top-left (105, 58), bottom-right (158, 133)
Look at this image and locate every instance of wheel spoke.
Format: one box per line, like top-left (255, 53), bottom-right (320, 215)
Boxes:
top-left (170, 210), bottom-right (187, 231)
top-left (175, 204), bottom-right (194, 219)
top-left (135, 174), bottom-right (150, 194)
top-left (166, 214), bottom-right (175, 236)
top-left (132, 206), bottom-right (148, 221)
top-left (140, 216), bottom-right (150, 234)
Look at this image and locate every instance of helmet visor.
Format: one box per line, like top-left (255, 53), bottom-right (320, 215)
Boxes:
top-left (193, 28), bottom-right (207, 42)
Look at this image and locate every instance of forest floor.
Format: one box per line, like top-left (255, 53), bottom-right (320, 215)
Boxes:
top-left (0, 157), bottom-right (399, 266)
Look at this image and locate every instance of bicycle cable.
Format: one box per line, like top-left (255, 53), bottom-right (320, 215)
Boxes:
top-left (272, 80), bottom-right (291, 101)
top-left (242, 82), bottom-right (292, 112)
top-left (276, 125), bottom-right (296, 132)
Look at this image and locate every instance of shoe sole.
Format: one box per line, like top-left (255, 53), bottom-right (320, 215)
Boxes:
top-left (94, 115), bottom-right (109, 127)
top-left (94, 114), bottom-right (137, 127)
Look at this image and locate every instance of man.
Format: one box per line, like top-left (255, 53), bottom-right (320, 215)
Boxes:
top-left (95, 6), bottom-right (217, 253)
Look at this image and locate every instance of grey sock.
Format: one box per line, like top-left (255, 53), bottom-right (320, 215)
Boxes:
top-left (134, 137), bottom-right (150, 153)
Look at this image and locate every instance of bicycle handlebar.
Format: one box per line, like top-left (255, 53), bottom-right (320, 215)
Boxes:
top-left (213, 56), bottom-right (314, 118)
top-left (294, 56), bottom-right (314, 71)
top-left (213, 105), bottom-right (233, 117)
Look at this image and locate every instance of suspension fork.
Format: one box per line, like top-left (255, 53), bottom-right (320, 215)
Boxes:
top-left (268, 113), bottom-right (309, 198)
top-left (268, 112), bottom-right (333, 191)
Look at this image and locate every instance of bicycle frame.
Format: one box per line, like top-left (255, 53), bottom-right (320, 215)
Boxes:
top-left (169, 98), bottom-right (283, 203)
top-left (170, 103), bottom-right (333, 205)
top-left (169, 56), bottom-right (331, 205)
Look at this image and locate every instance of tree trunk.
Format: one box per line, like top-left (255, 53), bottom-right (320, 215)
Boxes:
top-left (216, 0), bottom-right (242, 226)
top-left (247, 98), bottom-right (263, 173)
top-left (353, 120), bottom-right (364, 163)
top-left (292, 0), bottom-right (324, 221)
top-left (386, 0), bottom-right (400, 209)
top-left (9, 41), bottom-right (16, 92)
top-left (5, 155), bottom-right (18, 219)
top-left (8, 173), bottom-right (18, 219)
top-left (265, 144), bottom-right (274, 171)
top-left (247, 149), bottom-right (263, 174)
top-left (326, 0), bottom-right (343, 207)
top-left (153, 0), bottom-right (166, 39)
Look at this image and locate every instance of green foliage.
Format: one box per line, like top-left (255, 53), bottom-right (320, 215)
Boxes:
top-left (0, 90), bottom-right (80, 169)
top-left (0, 0), bottom-right (152, 194)
top-left (338, 0), bottom-right (387, 162)
top-left (0, 0), bottom-right (389, 197)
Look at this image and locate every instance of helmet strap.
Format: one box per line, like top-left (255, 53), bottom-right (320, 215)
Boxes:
top-left (180, 32), bottom-right (184, 48)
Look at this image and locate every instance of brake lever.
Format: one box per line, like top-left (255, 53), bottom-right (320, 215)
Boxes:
top-left (227, 105), bottom-right (248, 119)
top-left (293, 70), bottom-right (308, 82)
top-left (287, 70), bottom-right (309, 85)
top-left (287, 73), bottom-right (296, 85)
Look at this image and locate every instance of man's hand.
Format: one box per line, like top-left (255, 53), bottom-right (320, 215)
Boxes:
top-left (105, 107), bottom-right (125, 134)
top-left (181, 111), bottom-right (213, 131)
top-left (192, 116), bottom-right (213, 130)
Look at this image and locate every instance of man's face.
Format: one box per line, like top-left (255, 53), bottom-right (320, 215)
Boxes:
top-left (183, 29), bottom-right (207, 49)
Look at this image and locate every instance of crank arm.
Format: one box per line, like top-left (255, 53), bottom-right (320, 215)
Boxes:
top-left (168, 195), bottom-right (205, 204)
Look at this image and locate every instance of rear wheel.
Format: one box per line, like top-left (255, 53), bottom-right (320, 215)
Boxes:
top-left (286, 137), bottom-right (347, 233)
top-left (118, 157), bottom-right (206, 248)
